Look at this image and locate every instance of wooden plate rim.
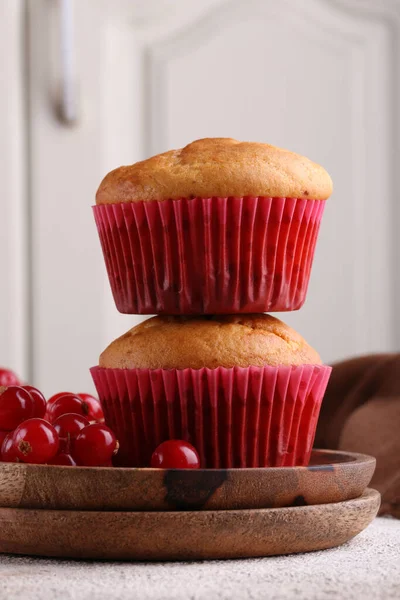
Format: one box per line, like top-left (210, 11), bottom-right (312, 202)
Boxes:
top-left (0, 487), bottom-right (380, 517)
top-left (0, 448), bottom-right (375, 474)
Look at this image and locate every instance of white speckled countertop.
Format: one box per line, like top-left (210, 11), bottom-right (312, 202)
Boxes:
top-left (0, 518), bottom-right (398, 600)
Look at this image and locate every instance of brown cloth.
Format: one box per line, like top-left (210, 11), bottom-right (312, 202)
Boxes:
top-left (315, 354), bottom-right (400, 518)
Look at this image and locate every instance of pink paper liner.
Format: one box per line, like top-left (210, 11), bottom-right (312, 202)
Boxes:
top-left (93, 197), bottom-right (325, 314)
top-left (90, 364), bottom-right (332, 468)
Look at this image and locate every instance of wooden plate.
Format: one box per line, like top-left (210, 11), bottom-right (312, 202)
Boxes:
top-left (0, 449), bottom-right (375, 511)
top-left (0, 489), bottom-right (380, 561)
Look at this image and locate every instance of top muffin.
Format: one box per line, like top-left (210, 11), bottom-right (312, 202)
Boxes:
top-left (99, 314), bottom-right (322, 370)
top-left (96, 138), bottom-right (333, 204)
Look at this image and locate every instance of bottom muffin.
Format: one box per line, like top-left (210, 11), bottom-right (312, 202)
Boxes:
top-left (91, 315), bottom-right (331, 468)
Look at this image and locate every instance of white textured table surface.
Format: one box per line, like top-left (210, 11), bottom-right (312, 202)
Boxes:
top-left (0, 518), bottom-right (398, 600)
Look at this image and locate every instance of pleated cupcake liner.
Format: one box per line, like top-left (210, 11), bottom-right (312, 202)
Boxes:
top-left (90, 364), bottom-right (332, 468)
top-left (93, 197), bottom-right (325, 315)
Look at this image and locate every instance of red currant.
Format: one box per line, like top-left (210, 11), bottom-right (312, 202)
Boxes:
top-left (47, 395), bottom-right (89, 422)
top-left (53, 413), bottom-right (90, 452)
top-left (71, 423), bottom-right (118, 466)
top-left (0, 430), bottom-right (8, 449)
top-left (13, 418), bottom-right (59, 464)
top-left (0, 386), bottom-right (34, 430)
top-left (150, 440), bottom-right (200, 469)
top-left (0, 368), bottom-right (21, 387)
top-left (23, 385), bottom-right (46, 419)
top-left (48, 453), bottom-right (77, 466)
top-left (77, 393), bottom-right (104, 422)
top-left (58, 438), bottom-right (69, 453)
top-left (1, 433), bottom-right (19, 462)
top-left (46, 391), bottom-right (75, 413)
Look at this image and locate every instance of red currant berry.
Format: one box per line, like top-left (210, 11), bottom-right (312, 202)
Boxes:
top-left (53, 413), bottom-right (90, 446)
top-left (77, 393), bottom-right (104, 422)
top-left (150, 440), bottom-right (200, 469)
top-left (47, 395), bottom-right (89, 422)
top-left (48, 453), bottom-right (77, 466)
top-left (13, 418), bottom-right (59, 464)
top-left (0, 386), bottom-right (34, 430)
top-left (72, 423), bottom-right (118, 466)
top-left (23, 385), bottom-right (47, 419)
top-left (1, 433), bottom-right (19, 462)
top-left (58, 437), bottom-right (69, 453)
top-left (0, 368), bottom-right (21, 387)
top-left (0, 430), bottom-right (8, 449)
top-left (46, 392), bottom-right (75, 413)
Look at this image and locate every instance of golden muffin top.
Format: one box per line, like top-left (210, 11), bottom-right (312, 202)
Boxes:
top-left (96, 138), bottom-right (333, 205)
top-left (99, 314), bottom-right (322, 370)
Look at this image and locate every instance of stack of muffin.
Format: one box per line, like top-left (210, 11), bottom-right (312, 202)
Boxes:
top-left (91, 138), bottom-right (332, 468)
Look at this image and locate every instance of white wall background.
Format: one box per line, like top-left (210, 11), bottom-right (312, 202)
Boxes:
top-left (1, 0), bottom-right (400, 396)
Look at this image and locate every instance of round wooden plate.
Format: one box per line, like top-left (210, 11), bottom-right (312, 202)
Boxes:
top-left (0, 449), bottom-right (375, 511)
top-left (0, 489), bottom-right (380, 561)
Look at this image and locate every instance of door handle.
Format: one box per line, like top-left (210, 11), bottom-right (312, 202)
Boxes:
top-left (56, 0), bottom-right (78, 126)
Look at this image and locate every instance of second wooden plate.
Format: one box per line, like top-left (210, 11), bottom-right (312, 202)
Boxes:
top-left (0, 489), bottom-right (380, 561)
top-left (0, 449), bottom-right (375, 511)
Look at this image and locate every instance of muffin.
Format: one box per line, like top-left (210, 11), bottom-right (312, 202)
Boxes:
top-left (91, 314), bottom-right (331, 468)
top-left (93, 138), bottom-right (332, 315)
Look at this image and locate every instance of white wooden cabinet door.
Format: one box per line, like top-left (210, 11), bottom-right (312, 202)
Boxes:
top-left (27, 0), bottom-right (400, 395)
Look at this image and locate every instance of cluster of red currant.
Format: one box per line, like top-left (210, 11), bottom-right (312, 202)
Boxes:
top-left (0, 368), bottom-right (202, 469)
top-left (0, 368), bottom-right (117, 467)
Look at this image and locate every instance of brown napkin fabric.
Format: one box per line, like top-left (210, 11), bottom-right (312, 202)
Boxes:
top-left (315, 354), bottom-right (400, 518)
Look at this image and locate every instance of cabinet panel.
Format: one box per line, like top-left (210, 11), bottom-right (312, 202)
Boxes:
top-left (146, 0), bottom-right (398, 363)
